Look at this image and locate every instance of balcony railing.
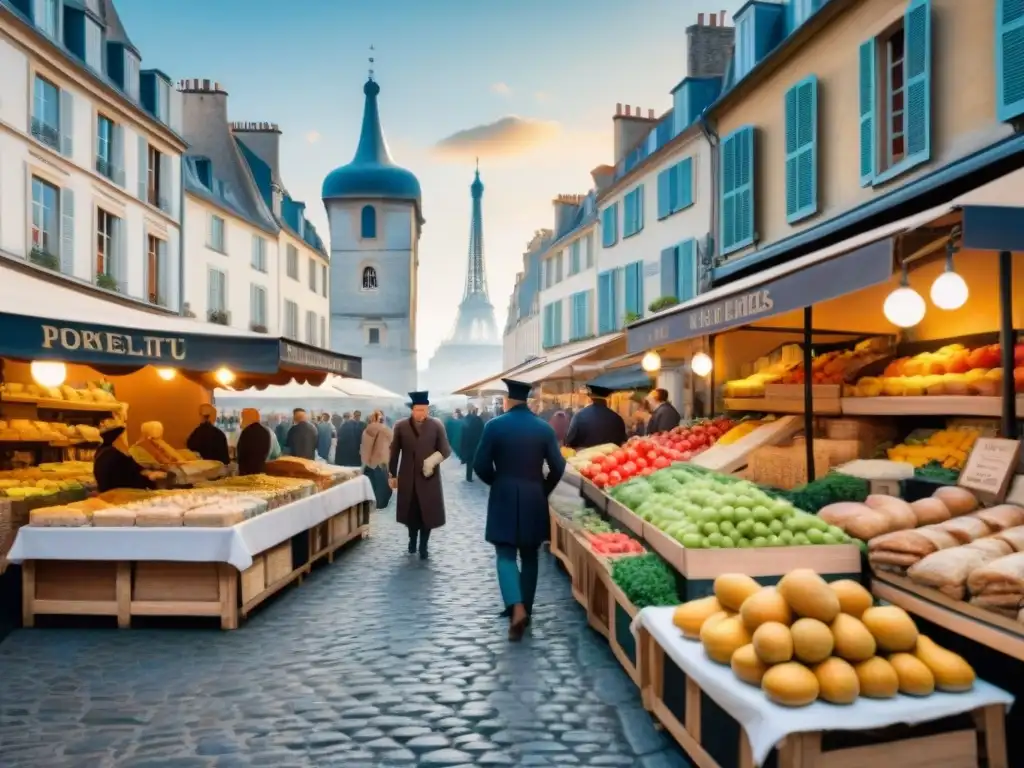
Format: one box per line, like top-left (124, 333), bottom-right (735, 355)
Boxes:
top-left (95, 156), bottom-right (125, 186)
top-left (29, 247), bottom-right (60, 271)
top-left (30, 118), bottom-right (61, 152)
top-left (207, 309), bottom-right (230, 325)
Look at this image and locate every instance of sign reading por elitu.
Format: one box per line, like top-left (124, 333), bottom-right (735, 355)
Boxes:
top-left (42, 325), bottom-right (187, 360)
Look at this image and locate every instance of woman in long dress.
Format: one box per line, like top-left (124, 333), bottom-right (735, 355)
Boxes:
top-left (360, 410), bottom-right (393, 508)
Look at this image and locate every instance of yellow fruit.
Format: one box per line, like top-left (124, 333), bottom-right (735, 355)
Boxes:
top-left (701, 616), bottom-right (752, 665)
top-left (752, 622), bottom-right (794, 664)
top-left (739, 587), bottom-right (792, 631)
top-left (830, 614), bottom-right (877, 662)
top-left (777, 569), bottom-right (840, 623)
top-left (813, 657), bottom-right (860, 704)
top-left (860, 605), bottom-right (919, 653)
top-left (829, 580), bottom-right (873, 617)
top-left (913, 636), bottom-right (975, 692)
top-left (790, 618), bottom-right (834, 664)
top-left (854, 657), bottom-right (899, 698)
top-left (888, 652), bottom-right (935, 696)
top-left (673, 596), bottom-right (724, 639)
top-left (761, 662), bottom-right (820, 707)
top-left (713, 574), bottom-right (762, 612)
top-left (730, 644), bottom-right (769, 686)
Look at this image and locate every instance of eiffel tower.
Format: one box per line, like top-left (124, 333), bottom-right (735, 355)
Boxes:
top-left (425, 163), bottom-right (502, 393)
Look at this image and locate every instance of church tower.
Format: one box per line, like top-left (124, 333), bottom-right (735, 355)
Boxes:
top-left (322, 68), bottom-right (422, 395)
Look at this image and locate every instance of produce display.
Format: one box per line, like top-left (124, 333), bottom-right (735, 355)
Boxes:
top-left (725, 339), bottom-right (888, 397)
top-left (586, 532), bottom-right (644, 556)
top-left (1, 382), bottom-right (120, 405)
top-left (885, 427), bottom-right (981, 471)
top-left (0, 420), bottom-right (103, 444)
top-left (723, 345), bottom-right (805, 397)
top-left (572, 509), bottom-right (613, 534)
top-left (774, 472), bottom-right (869, 514)
top-left (0, 462), bottom-right (94, 499)
top-left (847, 342), bottom-right (1024, 397)
top-left (264, 457), bottom-right (357, 489)
top-left (610, 553), bottom-right (680, 608)
top-left (672, 569), bottom-right (976, 706)
top-left (610, 464), bottom-right (855, 549)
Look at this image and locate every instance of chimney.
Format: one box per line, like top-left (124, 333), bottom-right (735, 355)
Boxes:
top-left (612, 104), bottom-right (658, 165)
top-left (552, 194), bottom-right (584, 235)
top-left (590, 165), bottom-right (615, 193)
top-left (177, 78), bottom-right (230, 152)
top-left (686, 10), bottom-right (735, 78)
top-left (231, 121), bottom-right (283, 217)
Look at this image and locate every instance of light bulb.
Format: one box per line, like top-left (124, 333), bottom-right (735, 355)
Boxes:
top-left (156, 368), bottom-right (177, 381)
top-left (691, 352), bottom-right (713, 377)
top-left (641, 351), bottom-right (661, 373)
top-left (30, 361), bottom-right (67, 388)
top-left (883, 286), bottom-right (926, 328)
top-left (214, 367), bottom-right (235, 386)
top-left (930, 270), bottom-right (968, 310)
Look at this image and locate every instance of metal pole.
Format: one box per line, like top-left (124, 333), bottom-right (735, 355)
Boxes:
top-left (708, 335), bottom-right (717, 418)
top-left (803, 306), bottom-right (815, 483)
top-left (999, 251), bottom-right (1017, 438)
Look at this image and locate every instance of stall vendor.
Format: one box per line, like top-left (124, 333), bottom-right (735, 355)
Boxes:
top-left (94, 425), bottom-right (159, 492)
top-left (186, 404), bottom-right (230, 464)
top-left (236, 408), bottom-right (271, 475)
top-left (564, 384), bottom-right (627, 450)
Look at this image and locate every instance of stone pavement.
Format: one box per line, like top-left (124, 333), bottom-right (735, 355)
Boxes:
top-left (0, 459), bottom-right (690, 767)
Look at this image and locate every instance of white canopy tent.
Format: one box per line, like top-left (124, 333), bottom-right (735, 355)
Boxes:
top-left (213, 376), bottom-right (403, 408)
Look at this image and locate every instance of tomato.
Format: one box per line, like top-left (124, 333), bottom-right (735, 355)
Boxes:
top-left (646, 451), bottom-right (658, 462)
top-left (640, 467), bottom-right (654, 476)
top-left (679, 439), bottom-right (692, 451)
top-left (602, 455), bottom-right (619, 471)
top-left (635, 456), bottom-right (648, 470)
top-left (579, 463), bottom-right (593, 478)
top-left (593, 472), bottom-right (609, 487)
top-left (681, 450), bottom-right (693, 461)
top-left (625, 448), bottom-right (639, 462)
top-left (610, 449), bottom-right (625, 463)
top-left (653, 456), bottom-right (670, 469)
top-left (608, 470), bottom-right (622, 485)
top-left (621, 461), bottom-right (637, 477)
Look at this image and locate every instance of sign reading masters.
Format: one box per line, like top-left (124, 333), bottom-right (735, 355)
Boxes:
top-left (625, 238), bottom-right (894, 354)
top-left (42, 325), bottom-right (186, 360)
top-left (279, 341), bottom-right (360, 377)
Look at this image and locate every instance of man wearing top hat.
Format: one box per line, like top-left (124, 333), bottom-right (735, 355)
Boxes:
top-left (473, 379), bottom-right (566, 640)
top-left (388, 391), bottom-right (452, 560)
top-left (564, 384), bottom-right (628, 450)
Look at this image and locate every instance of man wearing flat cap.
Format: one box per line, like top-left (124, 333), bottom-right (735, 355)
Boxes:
top-left (388, 392), bottom-right (452, 560)
top-left (473, 379), bottom-right (566, 641)
top-left (564, 384), bottom-right (627, 450)
top-left (186, 403), bottom-right (230, 464)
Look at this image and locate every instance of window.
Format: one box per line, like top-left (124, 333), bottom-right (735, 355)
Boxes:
top-left (623, 261), bottom-right (644, 319)
top-left (735, 13), bottom-right (755, 81)
top-left (657, 158), bottom-right (694, 219)
top-left (321, 264), bottom-right (328, 297)
top-left (147, 235), bottom-right (166, 306)
top-left (147, 146), bottom-right (164, 209)
top-left (792, 0), bottom-right (816, 27)
top-left (623, 186), bottom-right (644, 238)
top-left (362, 266), bottom-right (378, 291)
top-left (31, 75), bottom-right (60, 151)
top-left (785, 76), bottom-right (819, 223)
top-left (30, 177), bottom-right (59, 260)
top-left (124, 52), bottom-right (140, 100)
top-left (283, 300), bottom-right (299, 338)
top-left (96, 115), bottom-right (113, 178)
top-left (554, 251), bottom-right (564, 283)
top-left (368, 327), bottom-right (381, 345)
top-left (859, 0), bottom-right (931, 185)
top-left (570, 291), bottom-right (592, 341)
top-left (584, 233), bottom-right (594, 268)
top-left (250, 284), bottom-right (267, 329)
top-left (320, 316), bottom-right (327, 348)
top-left (84, 18), bottom-right (102, 70)
top-left (601, 203), bottom-right (618, 248)
top-left (660, 239), bottom-right (698, 303)
top-left (597, 269), bottom-right (620, 334)
top-left (719, 126), bottom-right (756, 256)
top-left (360, 205), bottom-right (377, 238)
top-left (95, 208), bottom-right (121, 288)
top-left (36, 0), bottom-right (59, 38)
top-left (208, 214), bottom-right (225, 252)
top-left (305, 311), bottom-right (317, 344)
top-left (542, 301), bottom-right (563, 348)
top-left (309, 257), bottom-right (317, 292)
top-left (569, 240), bottom-right (581, 275)
top-left (998, 0), bottom-right (1024, 121)
top-left (286, 245), bottom-right (298, 279)
top-left (251, 235), bottom-right (267, 272)
top-left (208, 269), bottom-right (227, 318)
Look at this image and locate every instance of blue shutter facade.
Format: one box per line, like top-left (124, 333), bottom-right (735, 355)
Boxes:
top-left (784, 76), bottom-right (818, 223)
top-left (657, 159), bottom-right (694, 220)
top-left (676, 158), bottom-right (693, 210)
top-left (597, 270), bottom-right (613, 334)
top-left (720, 127), bottom-right (755, 256)
top-left (623, 261), bottom-right (644, 317)
top-left (601, 204), bottom-right (618, 247)
top-left (623, 186), bottom-right (644, 237)
top-left (660, 246), bottom-right (678, 299)
top-left (553, 300), bottom-right (563, 346)
top-left (677, 239), bottom-right (696, 302)
top-left (997, 0), bottom-right (1024, 122)
top-left (657, 169), bottom-right (671, 219)
top-left (858, 39), bottom-right (876, 186)
top-left (903, 0), bottom-right (932, 166)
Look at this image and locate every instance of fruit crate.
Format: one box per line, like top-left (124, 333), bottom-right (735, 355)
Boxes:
top-left (606, 496), bottom-right (644, 536)
top-left (547, 508), bottom-right (574, 577)
top-left (580, 477), bottom-right (607, 511)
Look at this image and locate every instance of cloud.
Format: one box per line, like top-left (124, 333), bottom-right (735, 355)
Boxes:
top-left (305, 130), bottom-right (321, 144)
top-left (432, 116), bottom-right (561, 160)
top-left (490, 82), bottom-right (511, 95)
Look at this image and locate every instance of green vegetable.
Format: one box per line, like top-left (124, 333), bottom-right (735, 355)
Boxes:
top-left (779, 472), bottom-right (870, 514)
top-left (914, 461), bottom-right (959, 484)
top-left (611, 553), bottom-right (680, 608)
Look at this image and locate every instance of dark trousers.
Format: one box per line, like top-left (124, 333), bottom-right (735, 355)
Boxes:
top-left (465, 461), bottom-right (474, 482)
top-left (405, 496), bottom-right (430, 554)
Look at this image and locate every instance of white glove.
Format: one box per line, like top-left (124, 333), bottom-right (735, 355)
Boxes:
top-left (422, 451), bottom-right (444, 477)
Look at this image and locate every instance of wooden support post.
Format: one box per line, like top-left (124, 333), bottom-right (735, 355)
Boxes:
top-left (115, 562), bottom-right (131, 629)
top-left (999, 250), bottom-right (1017, 439)
top-left (21, 561), bottom-right (35, 628)
top-left (803, 306), bottom-right (815, 482)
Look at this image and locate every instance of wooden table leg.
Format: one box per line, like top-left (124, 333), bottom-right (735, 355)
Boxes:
top-left (980, 704), bottom-right (1008, 768)
top-left (218, 565), bottom-right (239, 630)
top-left (21, 561), bottom-right (35, 628)
top-left (115, 562), bottom-right (131, 629)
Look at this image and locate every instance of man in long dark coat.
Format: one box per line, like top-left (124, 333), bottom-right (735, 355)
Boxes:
top-left (285, 408), bottom-right (318, 459)
top-left (444, 410), bottom-right (464, 462)
top-left (473, 379), bottom-right (566, 641)
top-left (564, 384), bottom-right (627, 450)
top-left (336, 411), bottom-right (364, 466)
top-left (388, 392), bottom-right (451, 560)
top-left (186, 404), bottom-right (230, 464)
top-left (460, 405), bottom-right (485, 482)
top-left (237, 408), bottom-right (271, 476)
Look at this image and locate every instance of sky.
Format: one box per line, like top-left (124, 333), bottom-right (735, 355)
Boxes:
top-left (115, 0), bottom-right (744, 367)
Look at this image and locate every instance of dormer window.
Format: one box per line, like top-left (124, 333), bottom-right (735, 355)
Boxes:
top-left (140, 71), bottom-right (171, 123)
top-left (124, 52), bottom-right (140, 100)
top-left (735, 13), bottom-right (756, 81)
top-left (84, 16), bottom-right (102, 70)
top-left (35, 0), bottom-right (59, 39)
top-left (733, 2), bottom-right (785, 84)
top-left (194, 158), bottom-right (212, 189)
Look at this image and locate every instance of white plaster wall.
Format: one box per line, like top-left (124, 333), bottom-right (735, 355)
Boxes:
top-left (502, 314), bottom-right (541, 370)
top-left (538, 224), bottom-right (597, 347)
top-left (279, 232), bottom-right (330, 347)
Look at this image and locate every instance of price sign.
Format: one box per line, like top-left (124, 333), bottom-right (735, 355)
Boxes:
top-left (958, 438), bottom-right (1022, 503)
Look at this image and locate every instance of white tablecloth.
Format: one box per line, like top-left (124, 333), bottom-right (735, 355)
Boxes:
top-left (7, 475), bottom-right (374, 571)
top-left (634, 606), bottom-right (1014, 767)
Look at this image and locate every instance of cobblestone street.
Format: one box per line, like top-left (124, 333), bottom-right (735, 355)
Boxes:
top-left (0, 459), bottom-right (689, 767)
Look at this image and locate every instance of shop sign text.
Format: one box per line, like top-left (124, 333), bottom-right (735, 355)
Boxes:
top-left (687, 290), bottom-right (774, 331)
top-left (41, 325), bottom-right (186, 360)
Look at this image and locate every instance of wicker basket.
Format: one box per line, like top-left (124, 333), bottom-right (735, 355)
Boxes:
top-left (823, 418), bottom-right (897, 444)
top-left (747, 442), bottom-right (832, 489)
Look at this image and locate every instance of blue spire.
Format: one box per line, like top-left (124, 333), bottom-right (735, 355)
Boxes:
top-left (471, 158), bottom-right (483, 199)
top-left (351, 78), bottom-right (393, 166)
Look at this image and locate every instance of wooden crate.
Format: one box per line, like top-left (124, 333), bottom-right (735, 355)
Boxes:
top-left (548, 510), bottom-right (573, 575)
top-left (240, 557), bottom-right (266, 604)
top-left (637, 624), bottom-right (1008, 768)
top-left (265, 542), bottom-right (294, 585)
top-left (585, 552), bottom-right (611, 640)
top-left (607, 578), bottom-right (640, 686)
top-left (581, 478), bottom-right (607, 511)
top-left (566, 532), bottom-right (589, 609)
top-left (331, 508), bottom-right (352, 543)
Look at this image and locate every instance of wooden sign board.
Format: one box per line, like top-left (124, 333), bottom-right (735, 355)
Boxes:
top-left (958, 438), bottom-right (1022, 504)
top-left (1006, 475), bottom-right (1024, 508)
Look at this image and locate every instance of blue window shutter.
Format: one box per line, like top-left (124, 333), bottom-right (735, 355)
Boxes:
top-left (624, 262), bottom-right (637, 315)
top-left (59, 89), bottom-right (74, 157)
top-left (719, 132), bottom-right (736, 253)
top-left (858, 39), bottom-right (876, 186)
top-left (677, 158), bottom-right (693, 208)
top-left (597, 271), bottom-right (610, 333)
top-left (660, 246), bottom-right (678, 298)
top-left (602, 205), bottom-right (618, 247)
top-left (636, 185), bottom-right (644, 232)
top-left (725, 127), bottom-right (755, 251)
top-left (60, 188), bottom-right (75, 275)
top-left (997, 0), bottom-right (1024, 122)
top-left (785, 76), bottom-right (818, 223)
top-left (634, 262), bottom-right (644, 316)
top-left (584, 290), bottom-right (592, 335)
top-left (657, 169), bottom-right (670, 219)
top-left (677, 239), bottom-right (696, 301)
top-left (542, 304), bottom-right (548, 347)
top-left (904, 0), bottom-right (932, 163)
